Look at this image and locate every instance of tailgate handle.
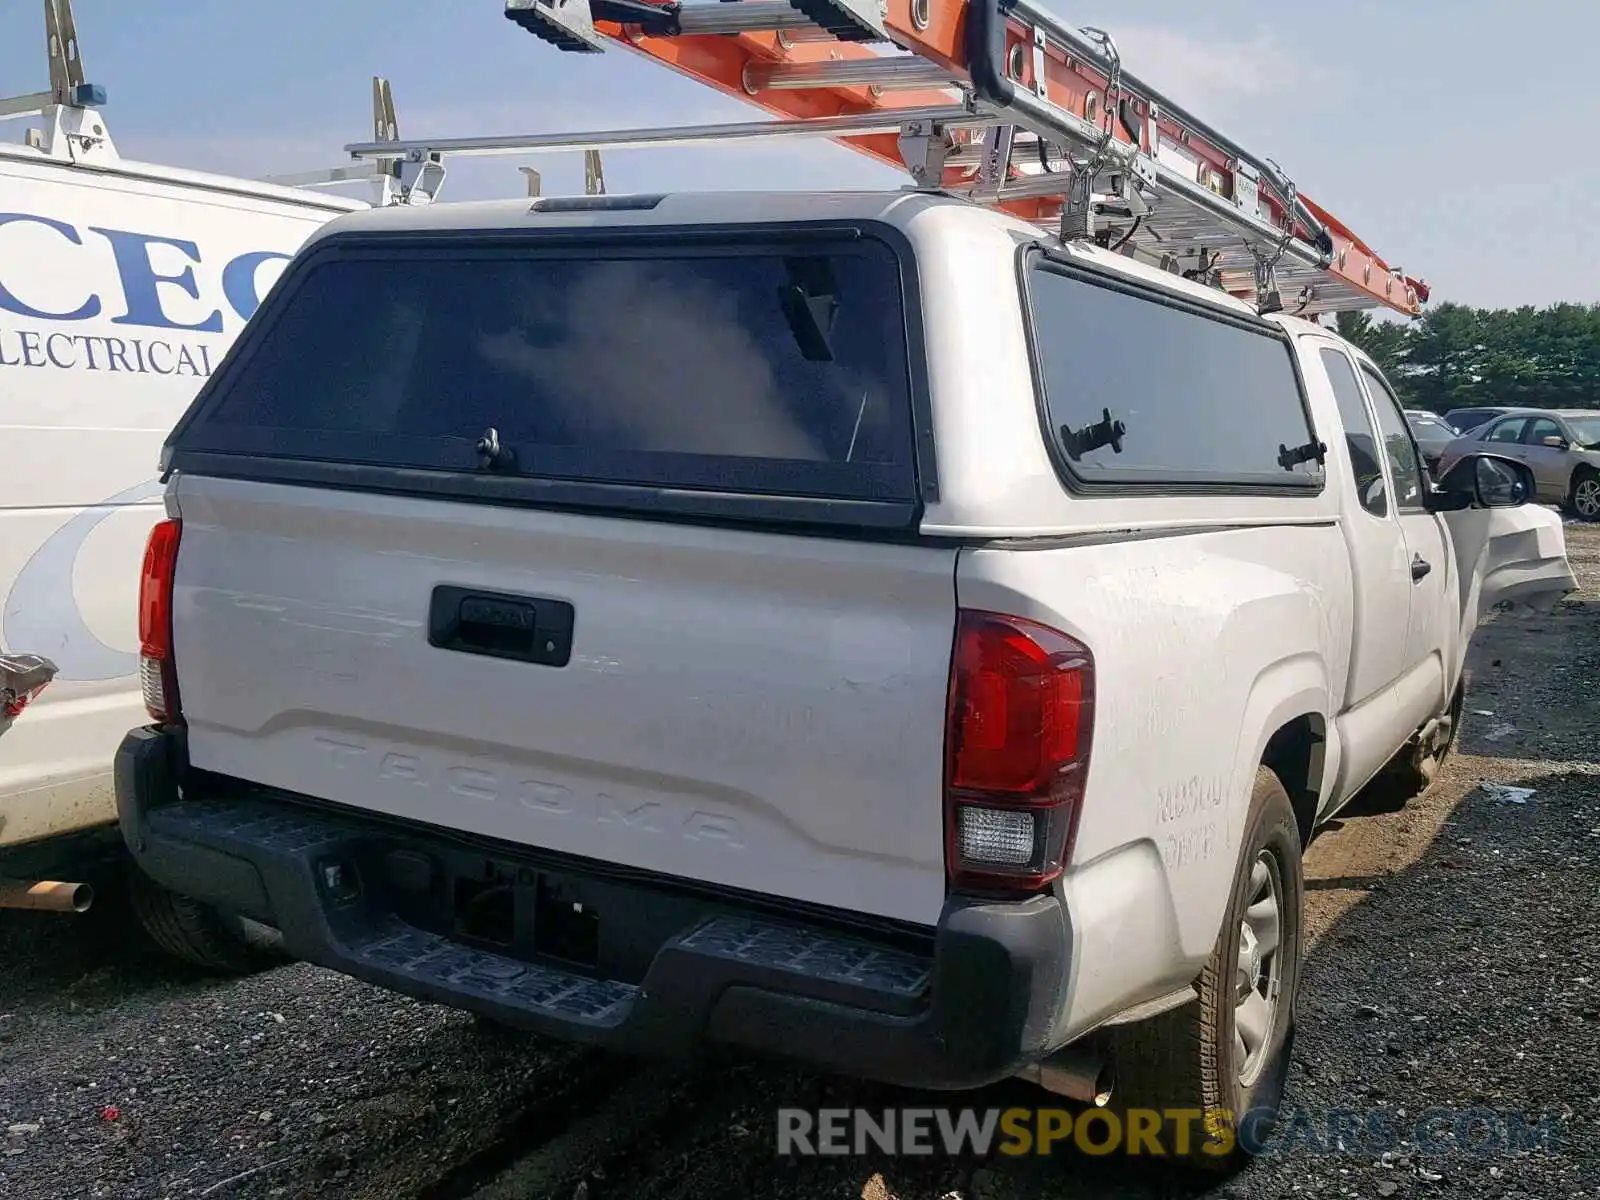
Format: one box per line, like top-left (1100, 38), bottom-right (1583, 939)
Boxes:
top-left (428, 586), bottom-right (574, 667)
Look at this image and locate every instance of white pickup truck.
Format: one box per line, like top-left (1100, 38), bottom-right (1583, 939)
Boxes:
top-left (115, 190), bottom-right (1575, 1165)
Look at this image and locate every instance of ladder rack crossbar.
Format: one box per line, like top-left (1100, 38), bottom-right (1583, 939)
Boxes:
top-left (0, 0), bottom-right (97, 118)
top-left (0, 92), bottom-right (54, 121)
top-left (263, 163), bottom-right (385, 189)
top-left (258, 76), bottom-right (446, 206)
top-left (342, 104), bottom-right (991, 160)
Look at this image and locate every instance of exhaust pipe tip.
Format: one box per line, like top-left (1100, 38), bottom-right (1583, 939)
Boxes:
top-left (1016, 1045), bottom-right (1115, 1107)
top-left (1087, 1064), bottom-right (1115, 1108)
top-left (0, 879), bottom-right (94, 913)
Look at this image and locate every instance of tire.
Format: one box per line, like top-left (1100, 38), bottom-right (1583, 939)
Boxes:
top-left (127, 862), bottom-right (289, 976)
top-left (1107, 766), bottom-right (1305, 1172)
top-left (1566, 467), bottom-right (1600, 522)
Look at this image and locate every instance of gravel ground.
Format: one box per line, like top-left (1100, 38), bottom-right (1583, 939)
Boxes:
top-left (2, 523), bottom-right (1596, 1200)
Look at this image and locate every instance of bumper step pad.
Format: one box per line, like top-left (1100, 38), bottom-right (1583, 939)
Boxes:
top-left (141, 795), bottom-right (931, 1027)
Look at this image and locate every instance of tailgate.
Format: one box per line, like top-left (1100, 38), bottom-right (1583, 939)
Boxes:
top-left (170, 476), bottom-right (958, 925)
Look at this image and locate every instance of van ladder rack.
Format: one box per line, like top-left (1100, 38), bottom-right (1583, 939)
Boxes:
top-left (262, 77), bottom-right (445, 207)
top-left (4, 0), bottom-right (401, 206)
top-left (338, 0), bottom-right (1427, 316)
top-left (0, 0), bottom-right (118, 164)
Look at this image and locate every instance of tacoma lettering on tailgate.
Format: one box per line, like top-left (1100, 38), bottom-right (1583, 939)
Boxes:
top-left (313, 735), bottom-right (746, 849)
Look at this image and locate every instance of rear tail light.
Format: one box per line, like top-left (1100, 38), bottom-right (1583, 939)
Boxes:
top-left (944, 610), bottom-right (1094, 893)
top-left (138, 518), bottom-right (183, 725)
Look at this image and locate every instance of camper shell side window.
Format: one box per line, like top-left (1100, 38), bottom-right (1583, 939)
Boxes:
top-left (1017, 248), bottom-right (1327, 496)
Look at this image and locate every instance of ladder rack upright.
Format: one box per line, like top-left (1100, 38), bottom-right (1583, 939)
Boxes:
top-left (0, 0), bottom-right (117, 165)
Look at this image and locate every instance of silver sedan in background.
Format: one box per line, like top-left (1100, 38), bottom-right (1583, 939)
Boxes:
top-left (1436, 408), bottom-right (1600, 519)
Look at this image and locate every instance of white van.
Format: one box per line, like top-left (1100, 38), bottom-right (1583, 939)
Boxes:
top-left (0, 2), bottom-right (374, 954)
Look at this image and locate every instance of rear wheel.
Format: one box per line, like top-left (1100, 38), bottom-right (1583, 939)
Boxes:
top-left (127, 862), bottom-right (288, 975)
top-left (1108, 766), bottom-right (1304, 1171)
top-left (1567, 468), bottom-right (1600, 521)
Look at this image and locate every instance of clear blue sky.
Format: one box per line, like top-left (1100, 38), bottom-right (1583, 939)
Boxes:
top-left (3, 0), bottom-right (1592, 310)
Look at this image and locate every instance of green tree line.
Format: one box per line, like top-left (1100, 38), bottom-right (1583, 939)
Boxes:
top-left (1336, 303), bottom-right (1600, 415)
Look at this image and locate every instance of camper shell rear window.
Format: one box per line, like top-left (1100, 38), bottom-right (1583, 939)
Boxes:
top-left (165, 224), bottom-right (931, 529)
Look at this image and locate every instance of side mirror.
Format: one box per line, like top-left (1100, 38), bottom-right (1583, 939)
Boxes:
top-left (1426, 453), bottom-right (1534, 512)
top-left (1542, 435), bottom-right (1569, 449)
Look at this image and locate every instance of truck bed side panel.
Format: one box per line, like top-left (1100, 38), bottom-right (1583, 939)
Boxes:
top-left (956, 523), bottom-right (1350, 1027)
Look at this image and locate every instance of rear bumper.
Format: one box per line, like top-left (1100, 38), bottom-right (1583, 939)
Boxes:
top-left (116, 726), bottom-right (1073, 1090)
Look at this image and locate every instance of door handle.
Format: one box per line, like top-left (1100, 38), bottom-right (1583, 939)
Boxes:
top-left (428, 586), bottom-right (575, 667)
top-left (1410, 555), bottom-right (1432, 582)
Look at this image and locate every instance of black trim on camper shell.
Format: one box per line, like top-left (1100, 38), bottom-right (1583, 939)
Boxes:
top-left (116, 725), bottom-right (1073, 1091)
top-left (1015, 242), bottom-right (1332, 499)
top-left (162, 220), bottom-right (942, 535)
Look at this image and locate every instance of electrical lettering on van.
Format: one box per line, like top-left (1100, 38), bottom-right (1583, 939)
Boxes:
top-left (1, 212), bottom-right (301, 685)
top-left (0, 212), bottom-right (293, 376)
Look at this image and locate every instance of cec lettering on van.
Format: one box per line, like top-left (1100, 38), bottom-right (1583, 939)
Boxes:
top-left (0, 212), bottom-right (289, 377)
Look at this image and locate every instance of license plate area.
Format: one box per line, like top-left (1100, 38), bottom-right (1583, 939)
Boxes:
top-left (533, 876), bottom-right (600, 966)
top-left (449, 871), bottom-right (600, 967)
top-left (370, 842), bottom-right (711, 984)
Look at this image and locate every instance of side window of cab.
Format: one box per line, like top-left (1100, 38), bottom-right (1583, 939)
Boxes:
top-left (1319, 348), bottom-right (1388, 517)
top-left (1358, 363), bottom-right (1425, 510)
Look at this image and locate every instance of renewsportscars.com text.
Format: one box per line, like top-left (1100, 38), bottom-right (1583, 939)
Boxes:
top-left (776, 1106), bottom-right (1563, 1159)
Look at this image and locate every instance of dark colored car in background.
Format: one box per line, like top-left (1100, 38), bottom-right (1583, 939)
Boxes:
top-left (1442, 405), bottom-right (1514, 435)
top-left (1405, 410), bottom-right (1457, 473)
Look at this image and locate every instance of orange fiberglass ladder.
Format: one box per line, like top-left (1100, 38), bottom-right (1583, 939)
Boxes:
top-left (333, 0), bottom-right (1427, 317)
